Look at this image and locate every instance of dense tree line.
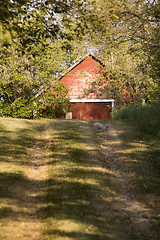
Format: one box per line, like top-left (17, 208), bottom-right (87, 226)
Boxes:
top-left (76, 0), bottom-right (160, 105)
top-left (0, 0), bottom-right (159, 118)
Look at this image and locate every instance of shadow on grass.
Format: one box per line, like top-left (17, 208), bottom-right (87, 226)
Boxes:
top-left (35, 120), bottom-right (138, 240)
top-left (0, 172), bottom-right (25, 199)
top-left (113, 122), bottom-right (160, 196)
top-left (0, 119), bottom-right (37, 165)
top-left (0, 119), bottom-right (144, 239)
top-left (0, 169), bottom-right (126, 239)
top-left (109, 121), bottom-right (160, 237)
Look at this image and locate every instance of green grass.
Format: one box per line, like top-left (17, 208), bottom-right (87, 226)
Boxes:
top-left (0, 117), bottom-right (159, 239)
top-left (0, 118), bottom-right (39, 239)
top-left (39, 120), bottom-right (137, 240)
top-left (113, 105), bottom-right (160, 217)
top-left (109, 120), bottom-right (160, 237)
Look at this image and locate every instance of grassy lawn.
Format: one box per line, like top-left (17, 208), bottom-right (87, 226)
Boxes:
top-left (109, 120), bottom-right (160, 238)
top-left (0, 117), bottom-right (159, 239)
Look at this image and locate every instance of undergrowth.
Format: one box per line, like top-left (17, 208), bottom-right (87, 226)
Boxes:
top-left (113, 104), bottom-right (160, 138)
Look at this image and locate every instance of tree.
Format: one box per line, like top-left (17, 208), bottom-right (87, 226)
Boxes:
top-left (0, 0), bottom-right (159, 117)
top-left (0, 0), bottom-right (28, 24)
top-left (72, 0), bottom-right (159, 105)
top-left (0, 26), bottom-right (71, 118)
top-left (0, 0), bottom-right (88, 118)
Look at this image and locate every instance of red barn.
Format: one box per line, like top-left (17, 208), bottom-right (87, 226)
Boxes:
top-left (59, 54), bottom-right (114, 120)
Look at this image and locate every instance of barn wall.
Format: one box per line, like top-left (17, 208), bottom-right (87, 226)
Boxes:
top-left (60, 56), bottom-right (103, 99)
top-left (71, 102), bottom-right (112, 120)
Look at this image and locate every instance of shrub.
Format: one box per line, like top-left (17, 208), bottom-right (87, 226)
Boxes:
top-left (114, 104), bottom-right (160, 137)
top-left (0, 98), bottom-right (34, 119)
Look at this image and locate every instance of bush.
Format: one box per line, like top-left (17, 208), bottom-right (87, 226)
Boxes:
top-left (114, 104), bottom-right (160, 137)
top-left (0, 98), bottom-right (34, 119)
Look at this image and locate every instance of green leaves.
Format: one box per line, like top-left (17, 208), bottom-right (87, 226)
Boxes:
top-left (0, 0), bottom-right (159, 117)
top-left (0, 28), bottom-right (71, 118)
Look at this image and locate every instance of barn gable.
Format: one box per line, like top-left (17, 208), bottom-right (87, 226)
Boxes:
top-left (60, 54), bottom-right (106, 99)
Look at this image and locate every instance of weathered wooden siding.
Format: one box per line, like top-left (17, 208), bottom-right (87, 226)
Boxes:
top-left (60, 56), bottom-right (102, 99)
top-left (71, 102), bottom-right (112, 120)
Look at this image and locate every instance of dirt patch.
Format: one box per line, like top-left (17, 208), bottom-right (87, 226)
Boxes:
top-left (93, 121), bottom-right (159, 240)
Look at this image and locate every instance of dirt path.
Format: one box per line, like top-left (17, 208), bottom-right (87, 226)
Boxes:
top-left (94, 122), bottom-right (158, 240)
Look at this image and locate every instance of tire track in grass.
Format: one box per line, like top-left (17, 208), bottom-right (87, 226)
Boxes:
top-left (25, 123), bottom-right (51, 240)
top-left (0, 119), bottom-right (52, 240)
top-left (94, 122), bottom-right (159, 240)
